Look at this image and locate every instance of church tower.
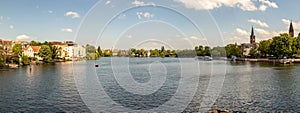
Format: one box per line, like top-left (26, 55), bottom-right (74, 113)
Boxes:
top-left (289, 20), bottom-right (294, 37)
top-left (250, 26), bottom-right (255, 45)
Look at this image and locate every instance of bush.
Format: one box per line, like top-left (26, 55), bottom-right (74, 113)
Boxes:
top-left (22, 56), bottom-right (30, 65)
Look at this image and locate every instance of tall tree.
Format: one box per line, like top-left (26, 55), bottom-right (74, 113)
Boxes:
top-left (204, 46), bottom-right (211, 56)
top-left (258, 40), bottom-right (271, 57)
top-left (49, 45), bottom-right (59, 59)
top-left (225, 43), bottom-right (242, 58)
top-left (38, 45), bottom-right (52, 62)
top-left (97, 46), bottom-right (102, 57)
top-left (269, 33), bottom-right (295, 58)
top-left (13, 44), bottom-right (22, 57)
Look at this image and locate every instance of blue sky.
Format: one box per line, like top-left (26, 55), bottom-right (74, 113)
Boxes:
top-left (0, 0), bottom-right (300, 49)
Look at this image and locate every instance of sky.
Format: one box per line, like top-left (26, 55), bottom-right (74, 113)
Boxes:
top-left (0, 0), bottom-right (300, 49)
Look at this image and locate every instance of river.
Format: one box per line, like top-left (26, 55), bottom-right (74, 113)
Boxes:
top-left (0, 58), bottom-right (299, 112)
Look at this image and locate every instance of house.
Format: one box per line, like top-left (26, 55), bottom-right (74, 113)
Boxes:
top-left (0, 39), bottom-right (14, 55)
top-left (23, 46), bottom-right (42, 60)
top-left (51, 41), bottom-right (68, 59)
top-left (63, 41), bottom-right (86, 60)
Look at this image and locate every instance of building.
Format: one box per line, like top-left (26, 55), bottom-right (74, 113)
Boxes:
top-left (241, 26), bottom-right (258, 57)
top-left (289, 20), bottom-right (294, 37)
top-left (23, 46), bottom-right (42, 60)
top-left (63, 41), bottom-right (86, 60)
top-left (250, 26), bottom-right (256, 45)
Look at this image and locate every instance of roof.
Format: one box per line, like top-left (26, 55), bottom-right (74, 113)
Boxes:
top-left (0, 40), bottom-right (13, 45)
top-left (24, 46), bottom-right (41, 52)
top-left (51, 41), bottom-right (63, 45)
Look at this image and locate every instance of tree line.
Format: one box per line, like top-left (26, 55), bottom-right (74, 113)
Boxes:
top-left (225, 33), bottom-right (300, 58)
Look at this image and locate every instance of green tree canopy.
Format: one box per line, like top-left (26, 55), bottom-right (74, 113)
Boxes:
top-left (258, 40), bottom-right (271, 57)
top-left (38, 45), bottom-right (52, 62)
top-left (225, 43), bottom-right (242, 57)
top-left (269, 33), bottom-right (295, 58)
top-left (13, 44), bottom-right (22, 57)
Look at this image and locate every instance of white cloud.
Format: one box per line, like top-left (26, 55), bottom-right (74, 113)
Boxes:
top-left (48, 10), bottom-right (53, 14)
top-left (190, 36), bottom-right (199, 40)
top-left (259, 0), bottom-right (278, 8)
top-left (174, 0), bottom-right (278, 11)
top-left (0, 16), bottom-right (3, 20)
top-left (259, 5), bottom-right (267, 11)
top-left (236, 28), bottom-right (249, 36)
top-left (105, 0), bottom-right (111, 5)
top-left (282, 19), bottom-right (290, 25)
top-left (9, 25), bottom-right (14, 29)
top-left (136, 12), bottom-right (154, 19)
top-left (65, 11), bottom-right (80, 19)
top-left (248, 19), bottom-right (269, 27)
top-left (61, 28), bottom-right (73, 33)
top-left (225, 36), bottom-right (248, 44)
top-left (143, 12), bottom-right (154, 18)
top-left (16, 34), bottom-right (30, 40)
top-left (132, 0), bottom-right (155, 6)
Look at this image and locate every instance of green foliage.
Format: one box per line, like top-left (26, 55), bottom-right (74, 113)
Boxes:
top-left (211, 47), bottom-right (226, 57)
top-left (225, 43), bottom-right (242, 57)
top-left (38, 45), bottom-right (52, 62)
top-left (176, 49), bottom-right (196, 57)
top-left (13, 44), bottom-right (22, 56)
top-left (86, 44), bottom-right (96, 53)
top-left (21, 56), bottom-right (30, 65)
top-left (0, 54), bottom-right (4, 65)
top-left (269, 33), bottom-right (295, 58)
top-left (49, 45), bottom-right (59, 59)
top-left (258, 40), bottom-right (271, 57)
top-left (97, 46), bottom-right (102, 57)
top-left (249, 47), bottom-right (259, 58)
top-left (150, 49), bottom-right (160, 57)
top-left (30, 41), bottom-right (42, 46)
top-left (194, 45), bottom-right (211, 56)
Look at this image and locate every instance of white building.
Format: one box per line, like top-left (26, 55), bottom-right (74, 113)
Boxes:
top-left (23, 46), bottom-right (43, 60)
top-left (64, 42), bottom-right (86, 60)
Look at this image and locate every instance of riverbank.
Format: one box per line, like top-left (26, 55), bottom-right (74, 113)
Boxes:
top-left (234, 58), bottom-right (300, 64)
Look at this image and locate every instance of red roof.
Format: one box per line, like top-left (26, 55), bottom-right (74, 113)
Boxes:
top-left (51, 41), bottom-right (63, 45)
top-left (25, 46), bottom-right (41, 52)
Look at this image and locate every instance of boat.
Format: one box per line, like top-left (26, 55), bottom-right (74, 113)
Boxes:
top-left (195, 56), bottom-right (213, 61)
top-left (8, 64), bottom-right (19, 69)
top-left (280, 59), bottom-right (291, 64)
top-left (204, 56), bottom-right (213, 61)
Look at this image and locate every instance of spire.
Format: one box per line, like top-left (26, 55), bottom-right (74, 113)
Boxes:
top-left (289, 20), bottom-right (294, 37)
top-left (250, 26), bottom-right (255, 44)
top-left (251, 26), bottom-right (255, 37)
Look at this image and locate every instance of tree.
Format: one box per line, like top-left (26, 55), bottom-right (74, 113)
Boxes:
top-left (49, 45), bottom-right (59, 59)
top-left (86, 44), bottom-right (96, 53)
top-left (211, 47), bottom-right (226, 57)
top-left (38, 45), bottom-right (52, 62)
top-left (13, 44), bottom-right (22, 56)
top-left (269, 33), bottom-right (295, 58)
top-left (97, 46), bottom-right (102, 57)
top-left (204, 46), bottom-right (211, 56)
top-left (225, 43), bottom-right (242, 58)
top-left (12, 44), bottom-right (23, 64)
top-left (0, 54), bottom-right (4, 65)
top-left (249, 47), bottom-right (259, 58)
top-left (258, 40), bottom-right (271, 58)
top-left (160, 46), bottom-right (166, 57)
top-left (21, 56), bottom-right (30, 65)
top-left (30, 41), bottom-right (42, 46)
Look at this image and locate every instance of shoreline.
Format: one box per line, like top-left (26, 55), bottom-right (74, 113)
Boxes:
top-left (234, 58), bottom-right (300, 64)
